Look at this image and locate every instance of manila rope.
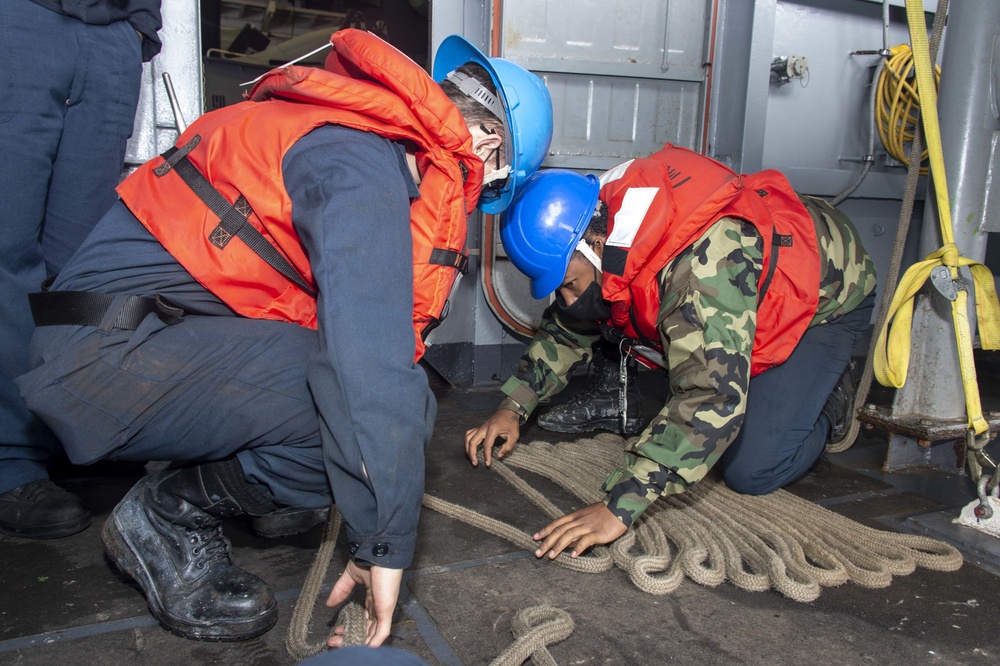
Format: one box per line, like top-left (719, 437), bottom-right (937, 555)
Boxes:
top-left (287, 435), bottom-right (962, 662)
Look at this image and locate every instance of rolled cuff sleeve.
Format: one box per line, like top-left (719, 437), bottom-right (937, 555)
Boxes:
top-left (348, 531), bottom-right (417, 569)
top-left (499, 376), bottom-right (539, 417)
top-left (602, 469), bottom-right (657, 528)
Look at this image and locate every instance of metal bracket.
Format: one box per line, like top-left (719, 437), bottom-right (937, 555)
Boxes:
top-left (929, 265), bottom-right (967, 301)
top-left (857, 404), bottom-right (1000, 472)
top-left (770, 55), bottom-right (809, 84)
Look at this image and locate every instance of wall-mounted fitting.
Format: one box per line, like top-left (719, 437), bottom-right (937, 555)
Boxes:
top-left (849, 48), bottom-right (892, 57)
top-left (770, 55), bottom-right (809, 84)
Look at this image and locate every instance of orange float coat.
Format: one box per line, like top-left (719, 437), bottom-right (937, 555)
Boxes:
top-left (599, 144), bottom-right (820, 375)
top-left (116, 29), bottom-right (483, 361)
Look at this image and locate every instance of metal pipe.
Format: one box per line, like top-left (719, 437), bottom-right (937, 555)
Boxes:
top-left (700, 0), bottom-right (721, 155)
top-left (882, 0), bottom-right (891, 53)
top-left (162, 72), bottom-right (188, 135)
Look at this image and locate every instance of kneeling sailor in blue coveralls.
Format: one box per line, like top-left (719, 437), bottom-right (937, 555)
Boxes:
top-left (18, 30), bottom-right (553, 645)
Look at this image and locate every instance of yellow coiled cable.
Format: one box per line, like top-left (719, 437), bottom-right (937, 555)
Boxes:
top-left (875, 43), bottom-right (940, 175)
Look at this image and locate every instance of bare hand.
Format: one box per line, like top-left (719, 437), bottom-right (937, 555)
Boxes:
top-left (325, 561), bottom-right (403, 648)
top-left (533, 502), bottom-right (627, 559)
top-left (464, 409), bottom-right (521, 467)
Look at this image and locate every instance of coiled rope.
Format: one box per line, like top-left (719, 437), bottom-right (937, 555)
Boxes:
top-left (286, 507), bottom-right (578, 666)
top-left (285, 507), bottom-right (367, 661)
top-left (425, 435), bottom-right (963, 604)
top-left (488, 606), bottom-right (575, 666)
top-left (875, 43), bottom-right (939, 174)
top-left (288, 434), bottom-right (962, 662)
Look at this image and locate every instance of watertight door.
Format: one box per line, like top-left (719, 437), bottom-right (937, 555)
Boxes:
top-left (494, 1), bottom-right (715, 333)
top-left (502, 0), bottom-right (714, 171)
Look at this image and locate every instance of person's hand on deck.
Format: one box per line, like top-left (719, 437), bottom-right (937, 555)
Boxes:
top-left (464, 408), bottom-right (521, 467)
top-left (533, 502), bottom-right (627, 559)
top-left (325, 561), bottom-right (403, 648)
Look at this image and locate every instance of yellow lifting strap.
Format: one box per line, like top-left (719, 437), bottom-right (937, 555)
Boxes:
top-left (873, 0), bottom-right (1000, 442)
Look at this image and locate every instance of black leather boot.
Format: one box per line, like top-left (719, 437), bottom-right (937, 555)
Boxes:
top-left (821, 360), bottom-right (859, 446)
top-left (0, 479), bottom-right (90, 539)
top-left (537, 340), bottom-right (647, 436)
top-left (101, 463), bottom-right (278, 640)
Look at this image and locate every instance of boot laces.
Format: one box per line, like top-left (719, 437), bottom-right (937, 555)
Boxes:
top-left (5, 479), bottom-right (58, 503)
top-left (574, 381), bottom-right (613, 402)
top-left (185, 523), bottom-right (232, 569)
top-left (573, 361), bottom-right (636, 405)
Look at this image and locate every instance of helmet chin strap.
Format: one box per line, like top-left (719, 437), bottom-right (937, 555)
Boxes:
top-left (575, 239), bottom-right (602, 272)
top-left (482, 165), bottom-right (511, 185)
top-left (447, 70), bottom-right (512, 185)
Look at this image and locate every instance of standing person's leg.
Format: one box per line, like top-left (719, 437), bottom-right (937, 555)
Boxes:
top-left (0, 2), bottom-right (89, 537)
top-left (20, 313), bottom-right (331, 639)
top-left (42, 18), bottom-right (142, 272)
top-left (719, 295), bottom-right (874, 495)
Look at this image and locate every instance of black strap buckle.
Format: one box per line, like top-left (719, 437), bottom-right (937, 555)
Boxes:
top-left (28, 291), bottom-right (184, 330)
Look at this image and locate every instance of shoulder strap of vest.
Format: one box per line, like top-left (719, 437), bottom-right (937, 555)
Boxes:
top-left (429, 248), bottom-right (469, 274)
top-left (749, 184), bottom-right (795, 303)
top-left (759, 227), bottom-right (781, 302)
top-left (156, 137), bottom-right (317, 298)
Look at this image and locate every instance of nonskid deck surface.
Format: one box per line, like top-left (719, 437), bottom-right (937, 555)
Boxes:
top-left (2, 363), bottom-right (999, 665)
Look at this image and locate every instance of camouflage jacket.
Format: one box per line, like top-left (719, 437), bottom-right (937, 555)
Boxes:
top-left (499, 196), bottom-right (876, 527)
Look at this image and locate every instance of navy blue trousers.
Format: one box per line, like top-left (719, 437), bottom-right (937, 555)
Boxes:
top-left (719, 294), bottom-right (875, 495)
top-left (0, 1), bottom-right (142, 493)
top-left (19, 312), bottom-right (332, 509)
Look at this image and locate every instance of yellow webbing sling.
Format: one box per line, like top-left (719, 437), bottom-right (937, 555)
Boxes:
top-left (874, 0), bottom-right (1000, 502)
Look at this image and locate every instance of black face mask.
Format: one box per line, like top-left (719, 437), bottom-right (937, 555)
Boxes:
top-left (555, 280), bottom-right (612, 322)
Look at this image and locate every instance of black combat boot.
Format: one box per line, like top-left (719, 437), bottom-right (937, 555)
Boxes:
top-left (0, 479), bottom-right (90, 539)
top-left (537, 339), bottom-right (647, 436)
top-left (821, 360), bottom-right (859, 445)
top-left (102, 461), bottom-right (279, 640)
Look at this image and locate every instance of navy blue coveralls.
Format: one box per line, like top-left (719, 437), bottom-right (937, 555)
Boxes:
top-left (17, 126), bottom-right (434, 569)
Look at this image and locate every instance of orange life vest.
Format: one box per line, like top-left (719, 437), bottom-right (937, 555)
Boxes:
top-left (599, 145), bottom-right (820, 375)
top-left (116, 29), bottom-right (483, 361)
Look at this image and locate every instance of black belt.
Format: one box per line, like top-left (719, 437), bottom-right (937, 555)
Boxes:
top-left (28, 291), bottom-right (184, 330)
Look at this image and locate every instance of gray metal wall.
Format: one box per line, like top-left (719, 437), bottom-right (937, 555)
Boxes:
top-left (503, 0), bottom-right (710, 170)
top-left (425, 0), bottom-right (956, 387)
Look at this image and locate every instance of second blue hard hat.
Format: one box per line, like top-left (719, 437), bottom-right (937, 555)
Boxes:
top-left (500, 169), bottom-right (602, 299)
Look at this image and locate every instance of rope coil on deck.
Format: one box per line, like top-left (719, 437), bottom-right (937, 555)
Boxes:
top-left (488, 606), bottom-right (575, 666)
top-left (424, 434), bottom-right (963, 604)
top-left (285, 508), bottom-right (367, 661)
top-left (288, 434), bottom-right (962, 662)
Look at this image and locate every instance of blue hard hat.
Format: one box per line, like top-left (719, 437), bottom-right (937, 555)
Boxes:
top-left (433, 35), bottom-right (553, 214)
top-left (500, 169), bottom-right (602, 299)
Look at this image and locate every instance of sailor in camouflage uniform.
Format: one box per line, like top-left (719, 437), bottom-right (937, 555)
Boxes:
top-left (465, 145), bottom-right (876, 559)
